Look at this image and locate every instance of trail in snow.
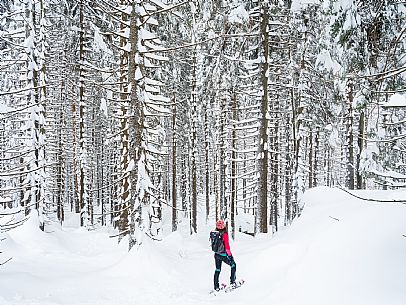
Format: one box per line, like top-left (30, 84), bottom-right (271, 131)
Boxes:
top-left (0, 187), bottom-right (405, 305)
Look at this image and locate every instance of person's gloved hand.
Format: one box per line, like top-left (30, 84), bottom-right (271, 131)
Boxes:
top-left (226, 253), bottom-right (235, 266)
top-left (226, 249), bottom-right (232, 257)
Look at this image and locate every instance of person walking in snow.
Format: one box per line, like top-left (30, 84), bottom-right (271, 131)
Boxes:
top-left (210, 219), bottom-right (236, 291)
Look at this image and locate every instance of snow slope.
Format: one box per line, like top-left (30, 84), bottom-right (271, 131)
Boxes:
top-left (1, 187), bottom-right (405, 305)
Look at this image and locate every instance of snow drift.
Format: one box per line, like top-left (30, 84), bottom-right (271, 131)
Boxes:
top-left (0, 187), bottom-right (405, 305)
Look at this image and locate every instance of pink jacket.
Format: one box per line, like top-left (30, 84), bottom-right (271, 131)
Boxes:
top-left (223, 232), bottom-right (232, 256)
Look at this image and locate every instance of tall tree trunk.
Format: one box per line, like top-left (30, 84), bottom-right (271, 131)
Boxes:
top-left (256, 2), bottom-right (270, 234)
top-left (204, 105), bottom-right (210, 223)
top-left (356, 110), bottom-right (365, 189)
top-left (128, 3), bottom-right (144, 248)
top-left (214, 152), bottom-right (220, 220)
top-left (270, 92), bottom-right (279, 233)
top-left (181, 155), bottom-right (188, 213)
top-left (100, 135), bottom-right (105, 226)
top-left (57, 96), bottom-right (64, 224)
top-left (118, 0), bottom-right (130, 237)
top-left (346, 77), bottom-right (355, 190)
top-left (78, 0), bottom-right (87, 227)
top-left (37, 0), bottom-right (47, 231)
top-left (285, 114), bottom-right (293, 225)
top-left (219, 97), bottom-right (227, 221)
top-left (313, 129), bottom-right (319, 187)
top-left (172, 100), bottom-right (177, 232)
top-left (308, 132), bottom-right (313, 188)
top-left (230, 93), bottom-right (237, 239)
top-left (190, 50), bottom-right (198, 234)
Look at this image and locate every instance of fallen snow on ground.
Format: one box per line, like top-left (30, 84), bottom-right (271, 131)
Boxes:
top-left (1, 187), bottom-right (405, 305)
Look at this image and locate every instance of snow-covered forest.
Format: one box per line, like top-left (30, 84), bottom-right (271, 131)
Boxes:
top-left (1, 0), bottom-right (405, 247)
top-left (1, 0), bottom-right (406, 304)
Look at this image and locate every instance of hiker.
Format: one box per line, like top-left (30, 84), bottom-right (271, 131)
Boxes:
top-left (210, 219), bottom-right (237, 291)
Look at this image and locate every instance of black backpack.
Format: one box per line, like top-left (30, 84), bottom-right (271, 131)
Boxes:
top-left (210, 231), bottom-right (225, 253)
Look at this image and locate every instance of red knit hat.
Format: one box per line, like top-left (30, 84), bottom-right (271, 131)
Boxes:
top-left (216, 219), bottom-right (225, 230)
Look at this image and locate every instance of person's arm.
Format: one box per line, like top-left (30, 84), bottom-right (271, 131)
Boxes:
top-left (223, 232), bottom-right (232, 256)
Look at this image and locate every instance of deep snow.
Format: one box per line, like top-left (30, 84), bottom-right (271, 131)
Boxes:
top-left (1, 187), bottom-right (405, 305)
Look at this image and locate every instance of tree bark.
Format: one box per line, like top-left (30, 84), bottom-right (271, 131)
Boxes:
top-left (230, 93), bottom-right (237, 239)
top-left (204, 105), bottom-right (210, 223)
top-left (172, 100), bottom-right (177, 232)
top-left (346, 77), bottom-right (355, 190)
top-left (256, 2), bottom-right (270, 234)
top-left (356, 110), bottom-right (365, 189)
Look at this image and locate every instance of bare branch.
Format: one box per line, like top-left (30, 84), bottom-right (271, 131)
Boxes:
top-left (0, 257), bottom-right (12, 266)
top-left (329, 216), bottom-right (340, 221)
top-left (337, 186), bottom-right (406, 204)
top-left (140, 33), bottom-right (259, 54)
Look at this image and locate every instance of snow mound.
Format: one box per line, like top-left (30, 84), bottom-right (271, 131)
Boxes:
top-left (244, 187), bottom-right (406, 305)
top-left (383, 93), bottom-right (406, 108)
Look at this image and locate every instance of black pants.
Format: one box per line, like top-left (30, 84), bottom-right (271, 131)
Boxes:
top-left (213, 253), bottom-right (236, 289)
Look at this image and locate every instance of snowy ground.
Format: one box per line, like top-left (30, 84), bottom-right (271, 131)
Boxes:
top-left (1, 187), bottom-right (406, 305)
